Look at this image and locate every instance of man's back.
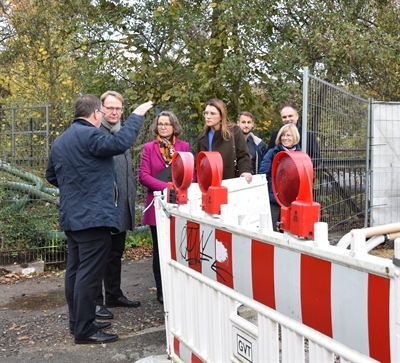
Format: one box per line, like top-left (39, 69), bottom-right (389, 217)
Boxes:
top-left (46, 118), bottom-right (120, 232)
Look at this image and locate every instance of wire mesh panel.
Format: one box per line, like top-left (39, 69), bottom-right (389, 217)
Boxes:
top-left (370, 102), bottom-right (400, 226)
top-left (304, 74), bottom-right (370, 242)
top-left (0, 103), bottom-right (72, 263)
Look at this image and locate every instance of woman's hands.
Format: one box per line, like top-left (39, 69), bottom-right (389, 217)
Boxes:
top-left (240, 172), bottom-right (252, 184)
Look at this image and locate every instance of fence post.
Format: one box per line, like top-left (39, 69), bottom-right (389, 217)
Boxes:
top-left (302, 66), bottom-right (309, 153)
top-left (11, 108), bottom-right (16, 158)
top-left (46, 105), bottom-right (50, 158)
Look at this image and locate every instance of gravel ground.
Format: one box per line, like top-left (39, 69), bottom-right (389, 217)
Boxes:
top-left (0, 243), bottom-right (394, 362)
top-left (0, 254), bottom-right (166, 361)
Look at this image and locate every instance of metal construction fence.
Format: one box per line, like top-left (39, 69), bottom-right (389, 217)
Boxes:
top-left (303, 67), bottom-right (400, 239)
top-left (1, 72), bottom-right (399, 265)
top-left (303, 68), bottom-right (371, 238)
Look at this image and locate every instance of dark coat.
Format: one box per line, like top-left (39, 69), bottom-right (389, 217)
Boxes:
top-left (100, 124), bottom-right (136, 232)
top-left (197, 125), bottom-right (251, 180)
top-left (247, 132), bottom-right (267, 174)
top-left (267, 124), bottom-right (321, 167)
top-left (45, 114), bottom-right (143, 232)
top-left (259, 144), bottom-right (302, 204)
top-left (139, 139), bottom-right (191, 226)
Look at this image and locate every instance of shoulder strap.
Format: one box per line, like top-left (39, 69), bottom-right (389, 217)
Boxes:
top-left (229, 128), bottom-right (239, 175)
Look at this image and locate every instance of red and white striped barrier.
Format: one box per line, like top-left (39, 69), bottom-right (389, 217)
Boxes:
top-left (172, 337), bottom-right (203, 363)
top-left (169, 216), bottom-right (393, 363)
top-left (154, 175), bottom-right (399, 363)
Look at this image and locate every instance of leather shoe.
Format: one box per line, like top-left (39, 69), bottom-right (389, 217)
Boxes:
top-left (70, 321), bottom-right (111, 334)
top-left (105, 296), bottom-right (141, 308)
top-left (95, 305), bottom-right (114, 319)
top-left (157, 290), bottom-right (163, 304)
top-left (74, 331), bottom-right (118, 344)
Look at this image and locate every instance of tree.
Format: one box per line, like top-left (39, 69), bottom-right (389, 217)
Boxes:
top-left (0, 0), bottom-right (110, 104)
top-left (0, 0), bottom-right (398, 136)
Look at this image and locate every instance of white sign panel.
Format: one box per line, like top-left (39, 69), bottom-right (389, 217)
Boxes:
top-left (233, 326), bottom-right (257, 363)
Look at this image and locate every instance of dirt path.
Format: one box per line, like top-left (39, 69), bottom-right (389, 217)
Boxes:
top-left (0, 257), bottom-right (166, 362)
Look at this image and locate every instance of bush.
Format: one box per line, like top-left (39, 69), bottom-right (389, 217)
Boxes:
top-left (125, 228), bottom-right (152, 248)
top-left (0, 197), bottom-right (60, 250)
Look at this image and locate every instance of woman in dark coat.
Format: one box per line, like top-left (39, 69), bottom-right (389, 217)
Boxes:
top-left (197, 99), bottom-right (252, 182)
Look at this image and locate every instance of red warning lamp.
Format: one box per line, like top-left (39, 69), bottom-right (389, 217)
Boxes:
top-left (167, 152), bottom-right (194, 204)
top-left (272, 152), bottom-right (320, 238)
top-left (196, 152), bottom-right (228, 214)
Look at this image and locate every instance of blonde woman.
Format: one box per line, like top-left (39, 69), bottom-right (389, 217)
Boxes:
top-left (259, 123), bottom-right (301, 231)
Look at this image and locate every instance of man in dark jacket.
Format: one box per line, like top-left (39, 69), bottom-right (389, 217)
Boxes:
top-left (237, 111), bottom-right (267, 174)
top-left (46, 94), bottom-right (152, 344)
top-left (94, 91), bottom-right (141, 321)
top-left (267, 105), bottom-right (321, 167)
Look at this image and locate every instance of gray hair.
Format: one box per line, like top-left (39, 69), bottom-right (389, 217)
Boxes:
top-left (150, 111), bottom-right (183, 137)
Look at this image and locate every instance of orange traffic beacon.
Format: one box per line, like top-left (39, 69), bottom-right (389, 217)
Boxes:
top-left (272, 151), bottom-right (320, 238)
top-left (196, 151), bottom-right (228, 215)
top-left (167, 151), bottom-right (194, 204)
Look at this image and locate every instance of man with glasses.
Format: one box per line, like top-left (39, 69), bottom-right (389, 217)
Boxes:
top-left (46, 94), bottom-right (152, 344)
top-left (91, 91), bottom-right (142, 321)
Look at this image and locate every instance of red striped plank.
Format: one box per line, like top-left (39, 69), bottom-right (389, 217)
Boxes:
top-left (170, 216), bottom-right (177, 261)
top-left (186, 221), bottom-right (202, 273)
top-left (368, 273), bottom-right (391, 363)
top-left (251, 240), bottom-right (276, 309)
top-left (215, 229), bottom-right (234, 288)
top-left (301, 255), bottom-right (332, 337)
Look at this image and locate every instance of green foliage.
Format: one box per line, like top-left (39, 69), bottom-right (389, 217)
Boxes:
top-left (125, 228), bottom-right (152, 248)
top-left (0, 0), bottom-right (399, 131)
top-left (0, 198), bottom-right (60, 250)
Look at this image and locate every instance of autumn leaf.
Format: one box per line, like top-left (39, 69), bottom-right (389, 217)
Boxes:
top-left (17, 335), bottom-right (30, 340)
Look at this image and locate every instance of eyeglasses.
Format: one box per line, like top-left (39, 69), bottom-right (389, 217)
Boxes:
top-left (281, 133), bottom-right (293, 138)
top-left (203, 111), bottom-right (219, 117)
top-left (96, 109), bottom-right (106, 117)
top-left (103, 106), bottom-right (124, 113)
top-left (157, 123), bottom-right (173, 128)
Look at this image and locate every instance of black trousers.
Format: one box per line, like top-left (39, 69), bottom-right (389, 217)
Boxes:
top-left (96, 231), bottom-right (126, 305)
top-left (270, 202), bottom-right (281, 232)
top-left (65, 227), bottom-right (112, 339)
top-left (150, 225), bottom-right (162, 292)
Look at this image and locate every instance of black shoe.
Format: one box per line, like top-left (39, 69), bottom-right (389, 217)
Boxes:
top-left (74, 331), bottom-right (118, 344)
top-left (95, 305), bottom-right (114, 319)
top-left (157, 290), bottom-right (163, 304)
top-left (70, 321), bottom-right (111, 334)
top-left (105, 296), bottom-right (141, 308)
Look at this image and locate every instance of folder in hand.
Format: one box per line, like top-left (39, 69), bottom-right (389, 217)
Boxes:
top-left (154, 164), bottom-right (172, 182)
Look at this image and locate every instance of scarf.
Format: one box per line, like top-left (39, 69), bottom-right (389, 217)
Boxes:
top-left (282, 145), bottom-right (297, 152)
top-left (158, 135), bottom-right (176, 164)
top-left (101, 117), bottom-right (121, 134)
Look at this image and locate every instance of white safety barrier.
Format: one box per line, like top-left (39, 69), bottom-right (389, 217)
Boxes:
top-left (155, 175), bottom-right (400, 363)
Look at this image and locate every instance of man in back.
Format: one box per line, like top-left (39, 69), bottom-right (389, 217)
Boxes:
top-left (237, 111), bottom-right (267, 174)
top-left (267, 105), bottom-right (321, 167)
top-left (46, 94), bottom-right (152, 344)
top-left (94, 90), bottom-right (141, 321)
